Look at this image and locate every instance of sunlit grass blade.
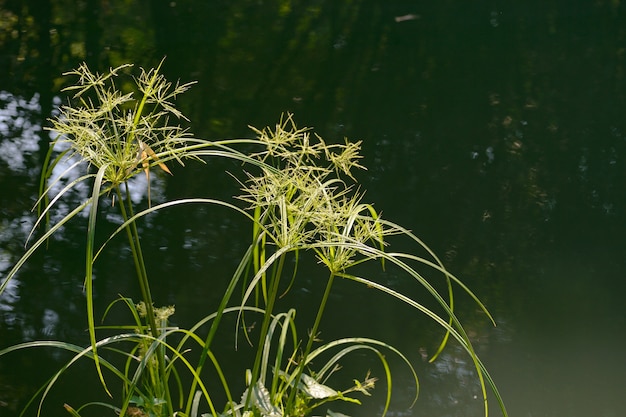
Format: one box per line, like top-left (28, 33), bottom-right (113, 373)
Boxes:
top-left (36, 137), bottom-right (71, 220)
top-left (338, 268), bottom-right (505, 417)
top-left (0, 339), bottom-right (130, 417)
top-left (28, 169), bottom-right (98, 245)
top-left (237, 245), bottom-right (292, 328)
top-left (315, 345), bottom-right (393, 415)
top-left (67, 402), bottom-right (121, 416)
top-left (270, 310), bottom-right (298, 399)
top-left (184, 243), bottom-right (261, 416)
top-left (85, 165), bottom-right (111, 396)
top-left (92, 198), bottom-right (259, 262)
top-left (309, 338), bottom-right (409, 413)
top-left (1, 194), bottom-right (94, 295)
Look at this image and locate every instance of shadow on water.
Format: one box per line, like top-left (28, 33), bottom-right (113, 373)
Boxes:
top-left (2, 1), bottom-right (626, 416)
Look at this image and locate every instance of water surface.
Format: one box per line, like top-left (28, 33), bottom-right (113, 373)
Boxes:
top-left (1, 2), bottom-right (625, 416)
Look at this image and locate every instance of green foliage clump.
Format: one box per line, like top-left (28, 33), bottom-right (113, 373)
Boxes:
top-left (0, 62), bottom-right (508, 417)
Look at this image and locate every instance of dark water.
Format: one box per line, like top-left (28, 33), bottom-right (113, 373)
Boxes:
top-left (1, 1), bottom-right (626, 416)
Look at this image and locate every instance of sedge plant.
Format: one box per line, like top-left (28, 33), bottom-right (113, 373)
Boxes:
top-left (0, 63), bottom-right (508, 417)
top-left (0, 60), bottom-right (253, 416)
top-left (217, 116), bottom-right (507, 417)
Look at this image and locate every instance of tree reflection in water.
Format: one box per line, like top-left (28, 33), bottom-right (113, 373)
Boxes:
top-left (1, 1), bottom-right (626, 416)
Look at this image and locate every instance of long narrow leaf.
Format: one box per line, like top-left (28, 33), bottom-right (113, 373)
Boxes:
top-left (339, 271), bottom-right (506, 417)
top-left (27, 170), bottom-right (98, 245)
top-left (1, 196), bottom-right (93, 295)
top-left (308, 338), bottom-right (417, 411)
top-left (85, 165), bottom-right (110, 396)
top-left (93, 198), bottom-right (260, 262)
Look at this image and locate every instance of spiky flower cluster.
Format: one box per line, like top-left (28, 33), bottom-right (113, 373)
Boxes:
top-left (48, 61), bottom-right (197, 188)
top-left (240, 115), bottom-right (389, 273)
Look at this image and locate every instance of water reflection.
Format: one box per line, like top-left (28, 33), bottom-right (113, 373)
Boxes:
top-left (0, 85), bottom-right (163, 349)
top-left (0, 91), bottom-right (41, 171)
top-left (0, 91), bottom-right (42, 349)
top-left (1, 1), bottom-right (626, 416)
top-left (0, 274), bottom-right (19, 319)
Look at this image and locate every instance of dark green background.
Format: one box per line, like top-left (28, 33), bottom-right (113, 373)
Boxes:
top-left (1, 1), bottom-right (625, 416)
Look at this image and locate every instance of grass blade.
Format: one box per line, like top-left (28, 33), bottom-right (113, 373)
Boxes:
top-left (85, 165), bottom-right (110, 396)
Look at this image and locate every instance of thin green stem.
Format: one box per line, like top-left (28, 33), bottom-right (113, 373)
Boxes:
top-left (116, 186), bottom-right (158, 335)
top-left (243, 252), bottom-right (287, 411)
top-left (183, 242), bottom-right (257, 416)
top-left (116, 185), bottom-right (173, 416)
top-left (286, 271), bottom-right (336, 410)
